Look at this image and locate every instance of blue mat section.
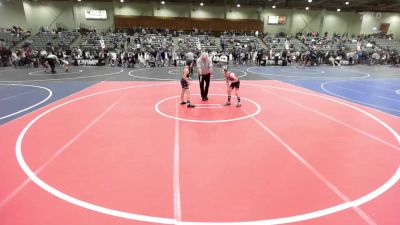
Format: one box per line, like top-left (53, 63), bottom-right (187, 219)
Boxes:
top-left (285, 79), bottom-right (400, 117)
top-left (0, 81), bottom-right (98, 125)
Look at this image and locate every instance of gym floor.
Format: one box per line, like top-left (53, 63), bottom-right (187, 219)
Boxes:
top-left (0, 64), bottom-right (399, 225)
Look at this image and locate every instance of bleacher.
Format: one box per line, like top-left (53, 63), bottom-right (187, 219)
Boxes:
top-left (29, 31), bottom-right (78, 49)
top-left (221, 35), bottom-right (261, 52)
top-left (133, 33), bottom-right (173, 51)
top-left (374, 39), bottom-right (400, 51)
top-left (303, 37), bottom-right (341, 51)
top-left (263, 36), bottom-right (306, 51)
top-left (80, 33), bottom-right (125, 50)
top-left (0, 31), bottom-right (28, 48)
top-left (177, 34), bottom-right (218, 53)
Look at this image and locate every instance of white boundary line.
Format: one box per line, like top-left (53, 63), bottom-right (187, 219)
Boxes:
top-left (155, 94), bottom-right (260, 123)
top-left (0, 92), bottom-right (127, 207)
top-left (321, 82), bottom-right (400, 114)
top-left (0, 68), bottom-right (124, 83)
top-left (247, 67), bottom-right (370, 79)
top-left (341, 79), bottom-right (400, 93)
top-left (129, 68), bottom-right (247, 81)
top-left (330, 84), bottom-right (400, 104)
top-left (0, 84), bottom-right (52, 120)
top-left (244, 109), bottom-right (377, 225)
top-left (173, 98), bottom-right (182, 222)
top-left (28, 70), bottom-right (83, 76)
top-left (13, 82), bottom-right (400, 225)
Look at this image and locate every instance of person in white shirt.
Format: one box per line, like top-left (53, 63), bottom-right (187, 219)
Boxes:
top-left (186, 51), bottom-right (194, 74)
top-left (219, 54), bottom-right (228, 64)
top-left (196, 52), bottom-right (213, 101)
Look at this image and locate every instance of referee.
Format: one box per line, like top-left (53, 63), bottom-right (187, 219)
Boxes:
top-left (45, 53), bottom-right (59, 74)
top-left (196, 52), bottom-right (213, 101)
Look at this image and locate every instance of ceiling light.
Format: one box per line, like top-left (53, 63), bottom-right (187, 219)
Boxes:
top-left (345, 1), bottom-right (349, 5)
top-left (200, 2), bottom-right (204, 6)
top-left (77, 0), bottom-right (81, 2)
top-left (272, 5), bottom-right (276, 8)
top-left (337, 8), bottom-right (341, 11)
top-left (237, 4), bottom-right (240, 7)
top-left (120, 0), bottom-right (124, 2)
top-left (308, 0), bottom-right (312, 2)
top-left (161, 1), bottom-right (165, 4)
top-left (305, 7), bottom-right (309, 10)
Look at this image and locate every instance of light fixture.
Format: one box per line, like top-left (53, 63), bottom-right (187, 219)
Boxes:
top-left (305, 6), bottom-right (309, 10)
top-left (161, 1), bottom-right (165, 4)
top-left (237, 4), bottom-right (240, 7)
top-left (345, 1), bottom-right (349, 5)
top-left (77, 0), bottom-right (81, 2)
top-left (308, 0), bottom-right (312, 2)
top-left (200, 2), bottom-right (204, 6)
top-left (272, 5), bottom-right (276, 8)
top-left (337, 8), bottom-right (341, 11)
top-left (120, 0), bottom-right (124, 2)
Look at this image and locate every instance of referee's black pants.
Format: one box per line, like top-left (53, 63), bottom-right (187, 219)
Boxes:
top-left (48, 59), bottom-right (56, 73)
top-left (199, 73), bottom-right (211, 99)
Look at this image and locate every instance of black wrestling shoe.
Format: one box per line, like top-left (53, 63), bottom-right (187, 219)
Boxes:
top-left (180, 101), bottom-right (187, 105)
top-left (224, 102), bottom-right (231, 106)
top-left (187, 104), bottom-right (196, 108)
top-left (236, 102), bottom-right (241, 107)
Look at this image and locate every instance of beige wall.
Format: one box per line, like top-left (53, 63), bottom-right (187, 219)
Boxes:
top-left (360, 12), bottom-right (400, 38)
top-left (1, 1), bottom-right (399, 38)
top-left (191, 6), bottom-right (225, 19)
top-left (73, 1), bottom-right (114, 31)
top-left (153, 3), bottom-right (190, 18)
top-left (226, 6), bottom-right (259, 20)
top-left (22, 0), bottom-right (114, 33)
top-left (114, 3), bottom-right (153, 16)
top-left (322, 11), bottom-right (362, 36)
top-left (23, 1), bottom-right (74, 32)
top-left (0, 0), bottom-right (27, 30)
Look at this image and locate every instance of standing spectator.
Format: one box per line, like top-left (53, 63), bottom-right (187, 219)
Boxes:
top-left (186, 50), bottom-right (194, 74)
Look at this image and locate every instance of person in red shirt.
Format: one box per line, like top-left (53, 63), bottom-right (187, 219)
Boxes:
top-left (223, 65), bottom-right (241, 107)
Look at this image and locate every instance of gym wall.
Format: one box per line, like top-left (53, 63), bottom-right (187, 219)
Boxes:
top-left (0, 0), bottom-right (399, 38)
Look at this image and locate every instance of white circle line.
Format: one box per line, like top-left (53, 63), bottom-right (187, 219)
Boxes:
top-left (0, 68), bottom-right (124, 82)
top-left (15, 82), bottom-right (400, 225)
top-left (321, 81), bottom-right (400, 114)
top-left (168, 70), bottom-right (180, 75)
top-left (129, 68), bottom-right (247, 81)
top-left (28, 70), bottom-right (84, 76)
top-left (16, 82), bottom-right (177, 224)
top-left (155, 94), bottom-right (261, 123)
top-left (247, 67), bottom-right (370, 79)
top-left (0, 84), bottom-right (52, 120)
